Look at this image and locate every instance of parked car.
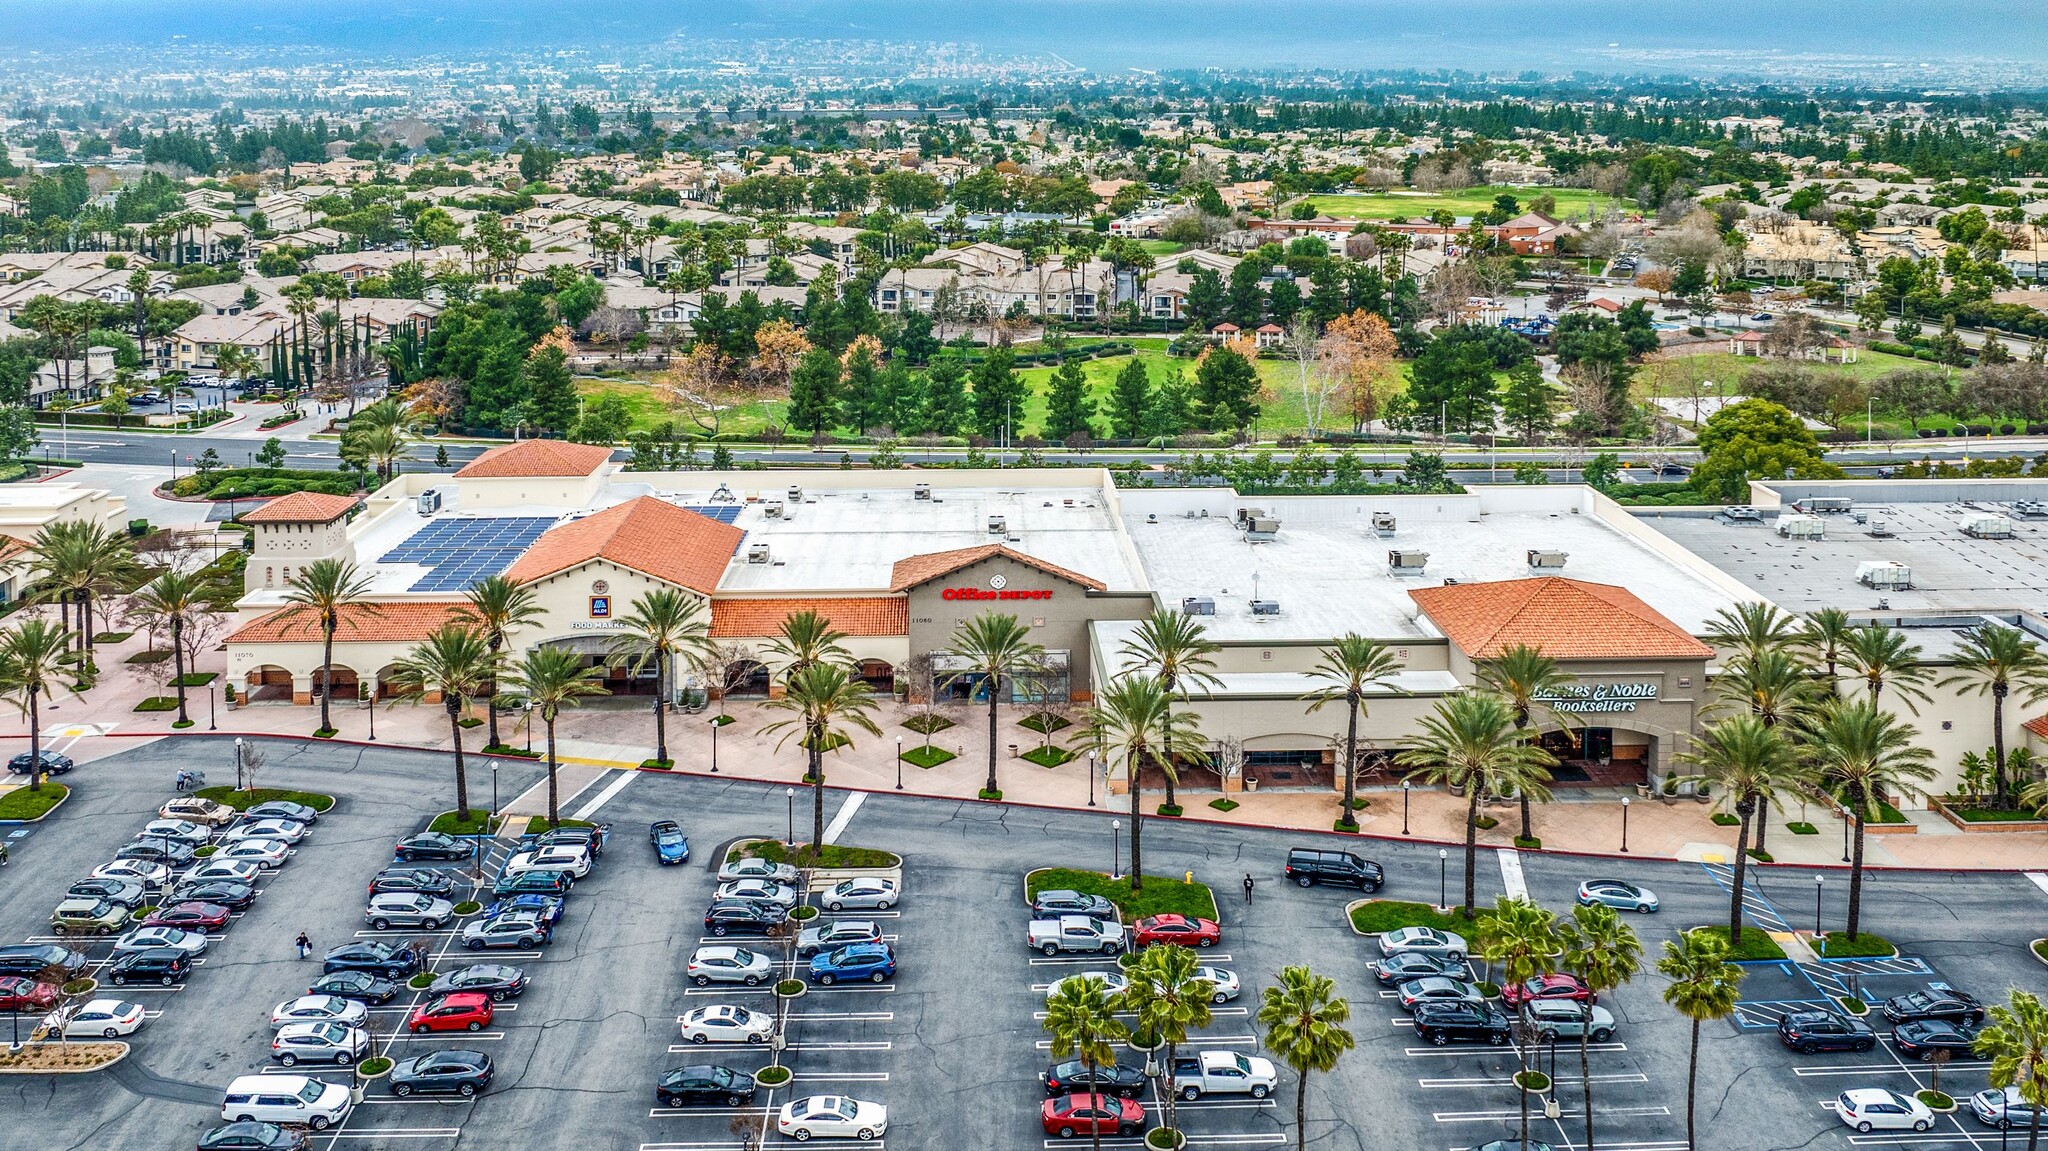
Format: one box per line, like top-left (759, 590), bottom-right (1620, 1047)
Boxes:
top-left (810, 943), bottom-right (896, 985)
top-left (366, 893), bottom-right (455, 931)
top-left (7, 750), bottom-right (73, 776)
top-left (1837, 1087), bottom-right (1934, 1133)
top-left (393, 832), bottom-right (475, 862)
top-left (1892, 1019), bottom-right (1980, 1061)
top-left (107, 947), bottom-right (193, 987)
top-left (1379, 927), bottom-right (1469, 961)
top-left (185, 859), bottom-right (263, 886)
top-left (196, 1121), bottom-right (308, 1151)
top-left (1168, 1051), bottom-right (1278, 1100)
top-left (1283, 847), bottom-right (1383, 891)
top-left (245, 801), bottom-right (320, 825)
top-left (1031, 890), bottom-right (1116, 920)
top-left (171, 879), bottom-right (257, 909)
top-left (322, 941), bottom-right (425, 979)
top-left (408, 992), bottom-right (494, 1033)
top-left (1501, 973), bottom-right (1595, 1008)
top-left (372, 868), bottom-right (459, 897)
top-left (649, 820), bottom-right (691, 865)
top-left (218, 1074), bottom-right (352, 1130)
top-left (492, 869), bottom-right (573, 898)
top-left (390, 1050), bottom-right (493, 1098)
top-left (460, 910), bottom-right (551, 950)
top-left (1523, 999), bottom-right (1617, 1043)
top-left (427, 964), bottom-right (528, 1002)
top-left (138, 819), bottom-right (213, 846)
top-left (304, 970), bottom-right (398, 1005)
top-left (92, 859), bottom-right (173, 887)
top-left (776, 1095), bottom-right (888, 1141)
top-left (519, 823), bottom-right (607, 858)
top-left (1029, 915), bottom-right (1126, 956)
top-left (821, 877), bottom-right (897, 912)
top-left (1131, 914), bottom-right (1219, 948)
top-left (715, 878), bottom-right (799, 910)
top-left (116, 838), bottom-right (198, 866)
top-left (705, 899), bottom-right (788, 937)
top-left (271, 1021), bottom-right (370, 1066)
top-left (0, 944), bottom-right (89, 980)
top-left (1043, 1059), bottom-right (1148, 1098)
top-left (1973, 1085), bottom-right (2048, 1130)
top-left (143, 902), bottom-right (233, 934)
top-left (270, 995), bottom-right (369, 1030)
top-left (67, 877), bottom-right (148, 909)
top-left (1576, 878), bottom-right (1659, 913)
top-left (657, 1064), bottom-right (756, 1108)
top-left (222, 818), bottom-right (308, 845)
top-left (1778, 1009), bottom-right (1876, 1053)
top-left (478, 893), bottom-right (564, 926)
top-left (52, 998), bottom-right (147, 1038)
top-left (0, 976), bottom-right (61, 1012)
top-left (51, 898), bottom-right (132, 936)
top-left (717, 855), bottom-right (798, 884)
top-left (112, 926), bottom-right (208, 958)
top-left (1042, 1093), bottom-right (1145, 1139)
top-left (1882, 986), bottom-right (1985, 1025)
top-left (679, 1004), bottom-right (773, 1044)
top-left (798, 919), bottom-right (883, 957)
top-left (1412, 1001), bottom-right (1513, 1046)
top-left (216, 840), bottom-right (292, 869)
top-left (501, 844), bottom-right (591, 881)
top-left (1046, 970), bottom-right (1129, 1000)
top-left (688, 945), bottom-right (773, 987)
top-left (1373, 952), bottom-right (1474, 986)
top-left (1191, 965), bottom-right (1240, 1004)
top-left (160, 797), bottom-right (237, 827)
top-left (1398, 976), bottom-right (1484, 1011)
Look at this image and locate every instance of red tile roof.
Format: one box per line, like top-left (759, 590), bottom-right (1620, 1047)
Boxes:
top-left (888, 544), bottom-right (1106, 593)
top-left (2024, 714), bottom-right (2048, 741)
top-left (0, 536), bottom-right (32, 565)
top-left (226, 601), bottom-right (467, 645)
top-left (1407, 577), bottom-right (1714, 661)
top-left (503, 497), bottom-right (742, 594)
top-left (242, 492), bottom-right (360, 524)
top-left (453, 439), bottom-right (614, 479)
top-left (710, 597), bottom-right (909, 638)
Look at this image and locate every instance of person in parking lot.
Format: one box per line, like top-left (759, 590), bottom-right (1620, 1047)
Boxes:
top-left (1242, 873), bottom-right (1254, 906)
top-left (295, 931), bottom-right (311, 959)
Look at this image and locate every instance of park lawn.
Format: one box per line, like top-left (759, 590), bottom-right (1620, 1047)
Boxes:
top-left (574, 376), bottom-right (786, 439)
top-left (1641, 348), bottom-right (1985, 438)
top-left (1016, 338), bottom-right (1394, 440)
top-left (1027, 867), bottom-right (1219, 921)
top-left (1132, 239), bottom-right (1188, 256)
top-left (1298, 185), bottom-right (1612, 222)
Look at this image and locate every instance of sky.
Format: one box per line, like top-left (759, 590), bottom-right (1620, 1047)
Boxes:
top-left (0, 1), bottom-right (2040, 79)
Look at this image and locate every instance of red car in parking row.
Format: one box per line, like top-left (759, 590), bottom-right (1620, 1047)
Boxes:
top-left (1500, 973), bottom-right (1595, 1008)
top-left (1042, 1093), bottom-right (1146, 1139)
top-left (408, 992), bottom-right (494, 1034)
top-left (1130, 914), bottom-right (1221, 949)
top-left (142, 902), bottom-right (234, 935)
top-left (0, 976), bottom-right (60, 1012)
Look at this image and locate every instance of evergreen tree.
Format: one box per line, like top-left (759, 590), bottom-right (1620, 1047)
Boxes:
top-left (466, 344), bottom-right (528, 431)
top-left (787, 346), bottom-right (844, 435)
top-left (804, 270), bottom-right (852, 352)
top-left (923, 357), bottom-right (972, 436)
top-left (894, 310), bottom-right (938, 365)
top-left (1042, 359), bottom-right (1094, 441)
top-left (877, 361), bottom-right (919, 433)
top-left (1225, 261), bottom-right (1268, 327)
top-left (1267, 277), bottom-right (1303, 327)
top-left (1308, 263), bottom-right (1348, 327)
top-left (1186, 269), bottom-right (1226, 329)
top-left (1144, 366), bottom-right (1195, 439)
top-left (525, 345), bottom-right (579, 435)
top-left (839, 341), bottom-right (883, 433)
top-left (1106, 357), bottom-right (1152, 440)
top-left (971, 347), bottom-right (1025, 440)
top-left (1194, 347), bottom-right (1262, 434)
top-left (1407, 336), bottom-right (1499, 434)
top-left (1499, 360), bottom-right (1557, 442)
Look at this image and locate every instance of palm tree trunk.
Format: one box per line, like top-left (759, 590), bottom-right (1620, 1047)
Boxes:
top-left (1685, 1017), bottom-right (1701, 1151)
top-left (485, 638), bottom-right (503, 749)
top-left (653, 654), bottom-right (669, 765)
top-left (448, 698), bottom-right (471, 821)
top-left (319, 621), bottom-right (335, 733)
top-left (1992, 687), bottom-right (2009, 806)
top-left (26, 691), bottom-right (42, 794)
top-left (1089, 1062), bottom-right (1104, 1151)
top-left (1463, 787), bottom-right (1480, 914)
top-left (545, 715), bottom-right (560, 827)
top-left (1339, 695), bottom-right (1359, 827)
top-left (1846, 812), bottom-right (1867, 940)
top-left (2026, 1101), bottom-right (2040, 1151)
top-left (1728, 798), bottom-right (1753, 945)
top-left (1128, 747), bottom-right (1144, 893)
top-left (170, 617), bottom-right (189, 724)
top-left (1581, 1026), bottom-right (1595, 1151)
top-left (985, 685), bottom-right (1000, 796)
top-left (1161, 680), bottom-right (1179, 813)
top-left (1519, 1041), bottom-right (1532, 1146)
top-left (811, 735), bottom-right (826, 855)
top-left (1295, 1067), bottom-right (1308, 1151)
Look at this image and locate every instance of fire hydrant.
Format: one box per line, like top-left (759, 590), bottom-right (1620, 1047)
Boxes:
top-left (1184, 869), bottom-right (1194, 885)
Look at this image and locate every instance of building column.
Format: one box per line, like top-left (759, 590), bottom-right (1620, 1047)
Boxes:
top-left (291, 674), bottom-right (314, 706)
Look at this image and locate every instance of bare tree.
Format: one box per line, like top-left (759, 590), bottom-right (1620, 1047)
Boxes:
top-left (691, 641), bottom-right (758, 722)
top-left (1287, 314), bottom-right (1335, 437)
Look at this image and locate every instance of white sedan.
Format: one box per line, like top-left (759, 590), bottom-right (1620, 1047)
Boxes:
top-left (184, 858), bottom-right (263, 886)
top-left (91, 859), bottom-right (172, 888)
top-left (214, 839), bottom-right (291, 869)
top-left (715, 878), bottom-right (799, 909)
top-left (1046, 970), bottom-right (1129, 1001)
top-left (678, 1004), bottom-right (773, 1044)
top-left (1192, 965), bottom-right (1241, 1003)
top-left (137, 819), bottom-right (212, 846)
top-left (223, 818), bottom-right (309, 845)
top-left (777, 1095), bottom-right (889, 1141)
top-left (271, 995), bottom-right (370, 1030)
top-left (111, 926), bottom-right (207, 958)
top-left (50, 999), bottom-right (146, 1038)
top-left (822, 878), bottom-right (896, 912)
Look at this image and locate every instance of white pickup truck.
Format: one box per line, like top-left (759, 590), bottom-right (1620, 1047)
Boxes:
top-left (1027, 915), bottom-right (1126, 957)
top-left (1170, 1051), bottom-right (1278, 1100)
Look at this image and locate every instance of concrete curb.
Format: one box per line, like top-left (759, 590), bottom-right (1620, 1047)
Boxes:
top-left (0, 1040), bottom-right (129, 1074)
top-left (0, 782), bottom-right (72, 823)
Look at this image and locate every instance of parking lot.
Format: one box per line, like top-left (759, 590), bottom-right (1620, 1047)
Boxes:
top-left (3, 737), bottom-right (2047, 1151)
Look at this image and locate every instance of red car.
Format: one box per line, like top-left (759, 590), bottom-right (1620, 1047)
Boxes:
top-left (408, 992), bottom-right (494, 1034)
top-left (1042, 1093), bottom-right (1145, 1139)
top-left (142, 902), bottom-right (233, 935)
top-left (1501, 973), bottom-right (1595, 1008)
top-left (0, 976), bottom-right (60, 1012)
top-left (1131, 914), bottom-right (1221, 949)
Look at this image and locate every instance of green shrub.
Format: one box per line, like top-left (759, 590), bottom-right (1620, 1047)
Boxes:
top-left (902, 745), bottom-right (955, 769)
top-left (427, 810), bottom-right (498, 836)
top-left (728, 840), bottom-right (899, 869)
top-left (1688, 925), bottom-right (1785, 961)
top-left (1348, 900), bottom-right (1468, 934)
top-left (135, 696), bottom-right (180, 712)
top-left (1787, 822), bottom-right (1819, 835)
top-left (194, 786), bottom-right (336, 812)
top-left (1712, 813), bottom-right (1740, 826)
top-left (1022, 745), bottom-right (1075, 768)
top-left (1027, 867), bottom-right (1218, 921)
top-left (1207, 798), bottom-right (1239, 812)
top-left (1813, 932), bottom-right (1895, 959)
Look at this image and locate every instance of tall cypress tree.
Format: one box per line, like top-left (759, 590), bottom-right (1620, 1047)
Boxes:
top-left (970, 347), bottom-right (1024, 441)
top-left (787, 345), bottom-right (844, 436)
top-left (1041, 359), bottom-right (1093, 441)
top-left (922, 356), bottom-right (971, 437)
top-left (1106, 356), bottom-right (1151, 440)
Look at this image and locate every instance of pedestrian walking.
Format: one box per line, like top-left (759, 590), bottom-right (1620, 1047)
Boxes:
top-left (294, 931), bottom-right (311, 959)
top-left (1242, 873), bottom-right (1254, 906)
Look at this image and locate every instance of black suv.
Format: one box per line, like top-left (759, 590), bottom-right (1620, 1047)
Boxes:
top-left (0, 944), bottom-right (89, 980)
top-left (1412, 1002), bottom-right (1513, 1046)
top-left (107, 947), bottom-right (193, 987)
top-left (1777, 1009), bottom-right (1876, 1053)
top-left (704, 900), bottom-right (786, 937)
top-left (1284, 848), bottom-right (1383, 891)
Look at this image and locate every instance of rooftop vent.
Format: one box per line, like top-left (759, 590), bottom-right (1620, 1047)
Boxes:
top-left (1244, 516), bottom-right (1280, 543)
top-left (1527, 549), bottom-right (1568, 572)
top-left (1388, 550), bottom-right (1429, 575)
top-left (1250, 599), bottom-right (1281, 616)
top-left (987, 515), bottom-right (1008, 535)
top-left (1793, 497), bottom-right (1854, 515)
top-left (746, 543), bottom-right (772, 564)
top-left (1724, 506), bottom-right (1764, 523)
top-left (1857, 560), bottom-right (1914, 590)
top-left (1181, 596), bottom-right (1216, 617)
top-left (787, 486), bottom-right (804, 504)
top-left (1775, 513), bottom-right (1825, 540)
top-left (763, 500), bottom-right (786, 519)
top-left (913, 483), bottom-right (932, 501)
top-left (1867, 518), bottom-right (1893, 538)
top-left (415, 489), bottom-right (442, 516)
top-left (1234, 507), bottom-right (1266, 528)
top-left (1371, 511), bottom-right (1397, 537)
top-left (1146, 513), bottom-right (1159, 524)
top-left (1959, 512), bottom-right (2015, 539)
top-left (710, 484), bottom-right (738, 504)
top-left (2012, 500), bottom-right (2048, 519)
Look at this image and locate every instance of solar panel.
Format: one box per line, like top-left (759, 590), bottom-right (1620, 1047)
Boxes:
top-left (378, 517), bottom-right (556, 592)
top-left (683, 506), bottom-right (742, 525)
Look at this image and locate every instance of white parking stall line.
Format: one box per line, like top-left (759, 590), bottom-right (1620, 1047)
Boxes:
top-left (1404, 1042), bottom-right (1626, 1058)
top-left (1043, 1033), bottom-right (1259, 1050)
top-left (353, 1097), bottom-right (483, 1107)
top-left (570, 769), bottom-right (637, 820)
top-left (821, 909), bottom-right (899, 920)
top-left (1048, 1137), bottom-right (1286, 1149)
top-left (792, 1071), bottom-right (890, 1083)
top-left (1433, 1106), bottom-right (1670, 1123)
top-left (643, 1144), bottom-right (868, 1151)
top-left (785, 1012), bottom-right (894, 1022)
top-left (650, 1107), bottom-right (776, 1119)
top-left (313, 1130), bottom-right (462, 1143)
top-left (2025, 872), bottom-right (2048, 898)
top-left (796, 1040), bottom-right (893, 1051)
top-left (1028, 952), bottom-right (1233, 967)
top-left (1844, 1136), bottom-right (1986, 1148)
top-left (1138, 1099), bottom-right (1278, 1113)
top-left (1419, 1072), bottom-right (1649, 1088)
top-left (1033, 1007), bottom-right (1250, 1021)
top-left (821, 791), bottom-right (865, 845)
top-left (392, 1031), bottom-right (507, 1042)
top-left (685, 984), bottom-right (896, 997)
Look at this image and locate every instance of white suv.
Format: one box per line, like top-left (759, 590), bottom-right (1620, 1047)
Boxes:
top-left (503, 844), bottom-right (591, 880)
top-left (219, 1074), bottom-right (354, 1130)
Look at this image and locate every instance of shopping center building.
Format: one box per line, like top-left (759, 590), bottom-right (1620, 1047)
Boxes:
top-left (220, 441), bottom-right (2048, 804)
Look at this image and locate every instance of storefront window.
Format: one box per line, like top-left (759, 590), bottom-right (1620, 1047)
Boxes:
top-left (930, 651), bottom-right (1070, 703)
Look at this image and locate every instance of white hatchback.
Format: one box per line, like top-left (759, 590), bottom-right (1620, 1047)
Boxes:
top-left (1838, 1088), bottom-right (1935, 1133)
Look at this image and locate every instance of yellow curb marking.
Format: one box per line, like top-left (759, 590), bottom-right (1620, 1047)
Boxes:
top-left (1700, 852), bottom-right (1726, 863)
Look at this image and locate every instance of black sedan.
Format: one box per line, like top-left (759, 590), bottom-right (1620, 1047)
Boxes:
top-left (1412, 1002), bottom-right (1513, 1046)
top-left (7, 750), bottom-right (74, 776)
top-left (1372, 951), bottom-right (1474, 986)
top-left (247, 800), bottom-right (320, 825)
top-left (307, 969), bottom-right (400, 1005)
top-left (704, 899), bottom-right (786, 937)
top-left (1893, 1019), bottom-right (1980, 1061)
top-left (322, 941), bottom-right (425, 979)
top-left (523, 823), bottom-right (607, 856)
top-left (394, 832), bottom-right (476, 863)
top-left (369, 868), bottom-right (459, 898)
top-left (657, 1064), bottom-right (757, 1108)
top-left (1882, 986), bottom-right (1985, 1026)
top-left (427, 964), bottom-right (527, 1002)
top-left (197, 1121), bottom-right (307, 1151)
top-left (1044, 1059), bottom-right (1149, 1098)
top-left (390, 1050), bottom-right (494, 1098)
top-left (171, 879), bottom-right (257, 909)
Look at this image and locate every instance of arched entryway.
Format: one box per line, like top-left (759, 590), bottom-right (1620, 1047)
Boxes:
top-left (311, 664), bottom-right (359, 702)
top-left (1536, 726), bottom-right (1664, 788)
top-left (855, 659), bottom-right (895, 694)
top-left (723, 660), bottom-right (772, 699)
top-left (372, 663), bottom-right (407, 701)
top-left (244, 665), bottom-right (293, 703)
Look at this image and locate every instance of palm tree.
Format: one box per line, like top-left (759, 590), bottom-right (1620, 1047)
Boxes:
top-left (280, 558), bottom-right (379, 736)
top-left (1703, 601), bottom-right (1801, 662)
top-left (1940, 623), bottom-right (2048, 807)
top-left (1975, 989), bottom-right (2048, 1151)
top-left (458, 575), bottom-right (542, 751)
top-left (1116, 942), bottom-right (1213, 1138)
top-left (1396, 693), bottom-right (1556, 916)
top-left (1659, 931), bottom-right (1745, 1151)
top-left (1476, 896), bottom-right (1563, 1148)
top-left (1257, 965), bottom-right (1354, 1151)
top-left (1561, 903), bottom-right (1643, 1151)
top-left (128, 570), bottom-right (208, 726)
top-left (1477, 642), bottom-right (1572, 843)
top-left (1712, 649), bottom-right (1820, 730)
top-left (389, 624), bottom-right (503, 824)
top-left (1042, 975), bottom-right (1130, 1151)
top-left (759, 662), bottom-right (882, 854)
top-left (1809, 699), bottom-right (1936, 940)
top-left (30, 519), bottom-right (138, 669)
top-left (0, 619), bottom-right (77, 792)
top-left (1842, 624), bottom-right (1935, 711)
top-left (1082, 674), bottom-right (1205, 894)
top-left (1304, 634), bottom-right (1403, 831)
top-left (507, 646), bottom-right (609, 827)
top-left (608, 589), bottom-right (709, 767)
top-left (944, 611), bottom-right (1045, 799)
top-left (1119, 609), bottom-right (1222, 813)
top-left (765, 609), bottom-right (852, 682)
top-left (1681, 715), bottom-right (1801, 946)
top-left (1800, 607), bottom-right (1856, 695)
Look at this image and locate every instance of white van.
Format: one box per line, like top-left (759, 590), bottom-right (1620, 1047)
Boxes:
top-left (219, 1073), bottom-right (353, 1129)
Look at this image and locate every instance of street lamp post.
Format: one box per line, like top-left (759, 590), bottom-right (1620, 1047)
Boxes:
top-left (1841, 808), bottom-right (1851, 863)
top-left (170, 450), bottom-right (178, 482)
top-left (1438, 848), bottom-right (1448, 911)
top-left (1813, 875), bottom-right (1824, 937)
top-left (1086, 751), bottom-right (1096, 808)
top-left (785, 787), bottom-right (796, 849)
top-left (366, 685), bottom-right (376, 741)
top-left (233, 736), bottom-right (244, 790)
top-left (1401, 781), bottom-right (1411, 836)
top-left (207, 682), bottom-right (217, 731)
top-left (1620, 796), bottom-right (1631, 853)
top-left (1110, 820), bottom-right (1122, 881)
top-left (709, 716), bottom-right (719, 773)
top-left (895, 736), bottom-right (903, 791)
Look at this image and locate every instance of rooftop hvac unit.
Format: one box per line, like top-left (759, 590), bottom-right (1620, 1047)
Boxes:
top-left (1527, 549), bottom-right (1569, 572)
top-left (2012, 500), bottom-right (2048, 519)
top-left (1388, 549), bottom-right (1430, 575)
top-left (1856, 560), bottom-right (1914, 590)
top-left (1181, 596), bottom-right (1216, 617)
top-left (1234, 507), bottom-right (1266, 528)
top-left (787, 486), bottom-right (804, 503)
top-left (415, 489), bottom-right (442, 516)
top-left (1250, 599), bottom-right (1281, 616)
top-left (763, 500), bottom-right (786, 519)
top-left (710, 484), bottom-right (737, 504)
top-left (1867, 518), bottom-right (1893, 538)
top-left (1371, 511), bottom-right (1397, 536)
top-left (746, 543), bottom-right (772, 564)
top-left (987, 515), bottom-right (1008, 535)
top-left (1244, 516), bottom-right (1280, 542)
top-left (1794, 497), bottom-right (1854, 515)
top-left (1960, 512), bottom-right (2016, 539)
top-left (913, 483), bottom-right (932, 501)
top-left (1724, 506), bottom-right (1764, 523)
top-left (1774, 513), bottom-right (1825, 540)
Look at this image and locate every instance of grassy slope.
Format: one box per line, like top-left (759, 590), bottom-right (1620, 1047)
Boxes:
top-left (1299, 186), bottom-right (1610, 221)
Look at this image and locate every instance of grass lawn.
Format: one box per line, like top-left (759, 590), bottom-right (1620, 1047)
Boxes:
top-left (574, 375), bottom-right (787, 439)
top-left (1641, 348), bottom-right (1999, 439)
top-left (2033, 939), bottom-right (2048, 963)
top-left (523, 816), bottom-right (595, 835)
top-left (134, 696), bottom-right (180, 712)
top-left (195, 785), bottom-right (335, 813)
top-left (1347, 899), bottom-right (1470, 935)
top-left (426, 810), bottom-right (499, 836)
top-left (901, 745), bottom-right (956, 769)
top-left (1813, 931), bottom-right (1896, 959)
top-left (1022, 745), bottom-right (1075, 768)
top-left (1015, 338), bottom-right (1381, 440)
top-left (1027, 867), bottom-right (1219, 921)
top-left (1132, 239), bottom-right (1188, 256)
top-left (0, 783), bottom-right (68, 820)
top-left (732, 839), bottom-right (901, 869)
top-left (1943, 804), bottom-right (2047, 823)
top-left (1689, 924), bottom-right (1787, 961)
top-left (1297, 186), bottom-right (1611, 222)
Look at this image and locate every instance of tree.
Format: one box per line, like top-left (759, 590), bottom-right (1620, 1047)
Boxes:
top-left (767, 610), bottom-right (853, 686)
top-left (838, 337), bottom-right (885, 434)
top-left (1407, 334), bottom-right (1498, 434)
top-left (0, 619), bottom-right (76, 792)
top-left (255, 437), bottom-right (288, 471)
top-left (1304, 635), bottom-right (1403, 830)
top-left (922, 357), bottom-right (971, 437)
top-left (1843, 624), bottom-right (1935, 711)
top-left (1800, 607), bottom-right (1856, 695)
top-left (786, 346), bottom-right (843, 436)
top-left (1714, 649), bottom-right (1821, 734)
top-left (1116, 942), bottom-right (1213, 1137)
top-left (1319, 309), bottom-right (1398, 433)
top-left (1974, 990), bottom-right (2048, 1151)
top-left (1117, 610), bottom-right (1222, 815)
top-left (389, 623), bottom-right (502, 824)
top-left (1691, 398), bottom-right (1844, 502)
top-left (1103, 358), bottom-right (1151, 441)
top-left (1561, 904), bottom-right (1642, 1151)
top-left (1499, 359), bottom-right (1555, 443)
top-left (1083, 674), bottom-right (1206, 894)
top-left (1659, 931), bottom-right (1744, 1151)
top-left (1396, 693), bottom-right (1556, 915)
top-left (278, 558), bottom-right (378, 736)
top-left (1257, 965), bottom-right (1354, 1151)
top-left (1808, 699), bottom-right (1937, 939)
top-left (507, 645), bottom-right (609, 826)
top-left (1703, 601), bottom-right (1804, 664)
top-left (608, 589), bottom-right (709, 767)
top-left (457, 576), bottom-right (542, 752)
top-left (1476, 897), bottom-right (1562, 1150)
top-left (972, 348), bottom-right (1026, 442)
top-left (1193, 346), bottom-right (1260, 435)
top-left (524, 345), bottom-right (578, 435)
top-left (1681, 715), bottom-right (1800, 945)
top-left (1400, 450), bottom-right (1450, 493)
top-left (29, 520), bottom-right (138, 670)
top-left (127, 570), bottom-right (208, 727)
top-left (1042, 975), bottom-right (1130, 1151)
top-left (758, 662), bottom-right (882, 854)
top-left (1043, 360), bottom-right (1094, 442)
top-left (1477, 643), bottom-right (1572, 843)
top-left (945, 612), bottom-right (1045, 798)
top-left (1939, 624), bottom-right (2048, 807)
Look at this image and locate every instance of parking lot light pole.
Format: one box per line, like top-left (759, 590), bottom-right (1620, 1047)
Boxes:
top-left (1620, 796), bottom-right (1630, 853)
top-left (1814, 875), bottom-right (1823, 937)
top-left (895, 737), bottom-right (903, 791)
top-left (785, 787), bottom-right (795, 848)
top-left (233, 737), bottom-right (244, 790)
top-left (1841, 809), bottom-right (1851, 863)
top-left (1401, 781), bottom-right (1410, 835)
top-left (1086, 751), bottom-right (1096, 808)
top-left (1110, 820), bottom-right (1122, 881)
top-left (709, 716), bottom-right (719, 773)
top-left (1438, 849), bottom-right (1448, 910)
top-left (207, 683), bottom-right (217, 731)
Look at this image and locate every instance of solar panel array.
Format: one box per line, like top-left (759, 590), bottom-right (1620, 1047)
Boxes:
top-left (380, 517), bottom-right (557, 592)
top-left (684, 505), bottom-right (742, 524)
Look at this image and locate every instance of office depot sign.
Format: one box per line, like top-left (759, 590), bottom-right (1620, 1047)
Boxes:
top-left (941, 586), bottom-right (1054, 602)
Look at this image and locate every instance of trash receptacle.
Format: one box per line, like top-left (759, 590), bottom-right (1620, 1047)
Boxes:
top-left (1008, 743), bottom-right (1019, 758)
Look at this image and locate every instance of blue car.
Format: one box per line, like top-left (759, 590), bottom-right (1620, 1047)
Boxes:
top-left (809, 943), bottom-right (896, 986)
top-left (650, 820), bottom-right (690, 865)
top-left (479, 893), bottom-right (564, 926)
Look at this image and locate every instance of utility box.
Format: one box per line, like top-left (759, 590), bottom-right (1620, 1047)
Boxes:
top-left (1388, 550), bottom-right (1430, 575)
top-left (1856, 561), bottom-right (1913, 590)
top-left (1959, 513), bottom-right (2015, 539)
top-left (1250, 599), bottom-right (1281, 616)
top-left (1794, 497), bottom-right (1854, 515)
top-left (913, 483), bottom-right (932, 501)
top-left (746, 543), bottom-right (772, 564)
top-left (1244, 517), bottom-right (1280, 542)
top-left (1181, 596), bottom-right (1216, 617)
top-left (1775, 513), bottom-right (1825, 540)
top-left (763, 500), bottom-right (786, 519)
top-left (1371, 511), bottom-right (1397, 537)
top-left (415, 489), bottom-right (442, 516)
top-left (1527, 549), bottom-right (1568, 573)
top-left (987, 515), bottom-right (1007, 535)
